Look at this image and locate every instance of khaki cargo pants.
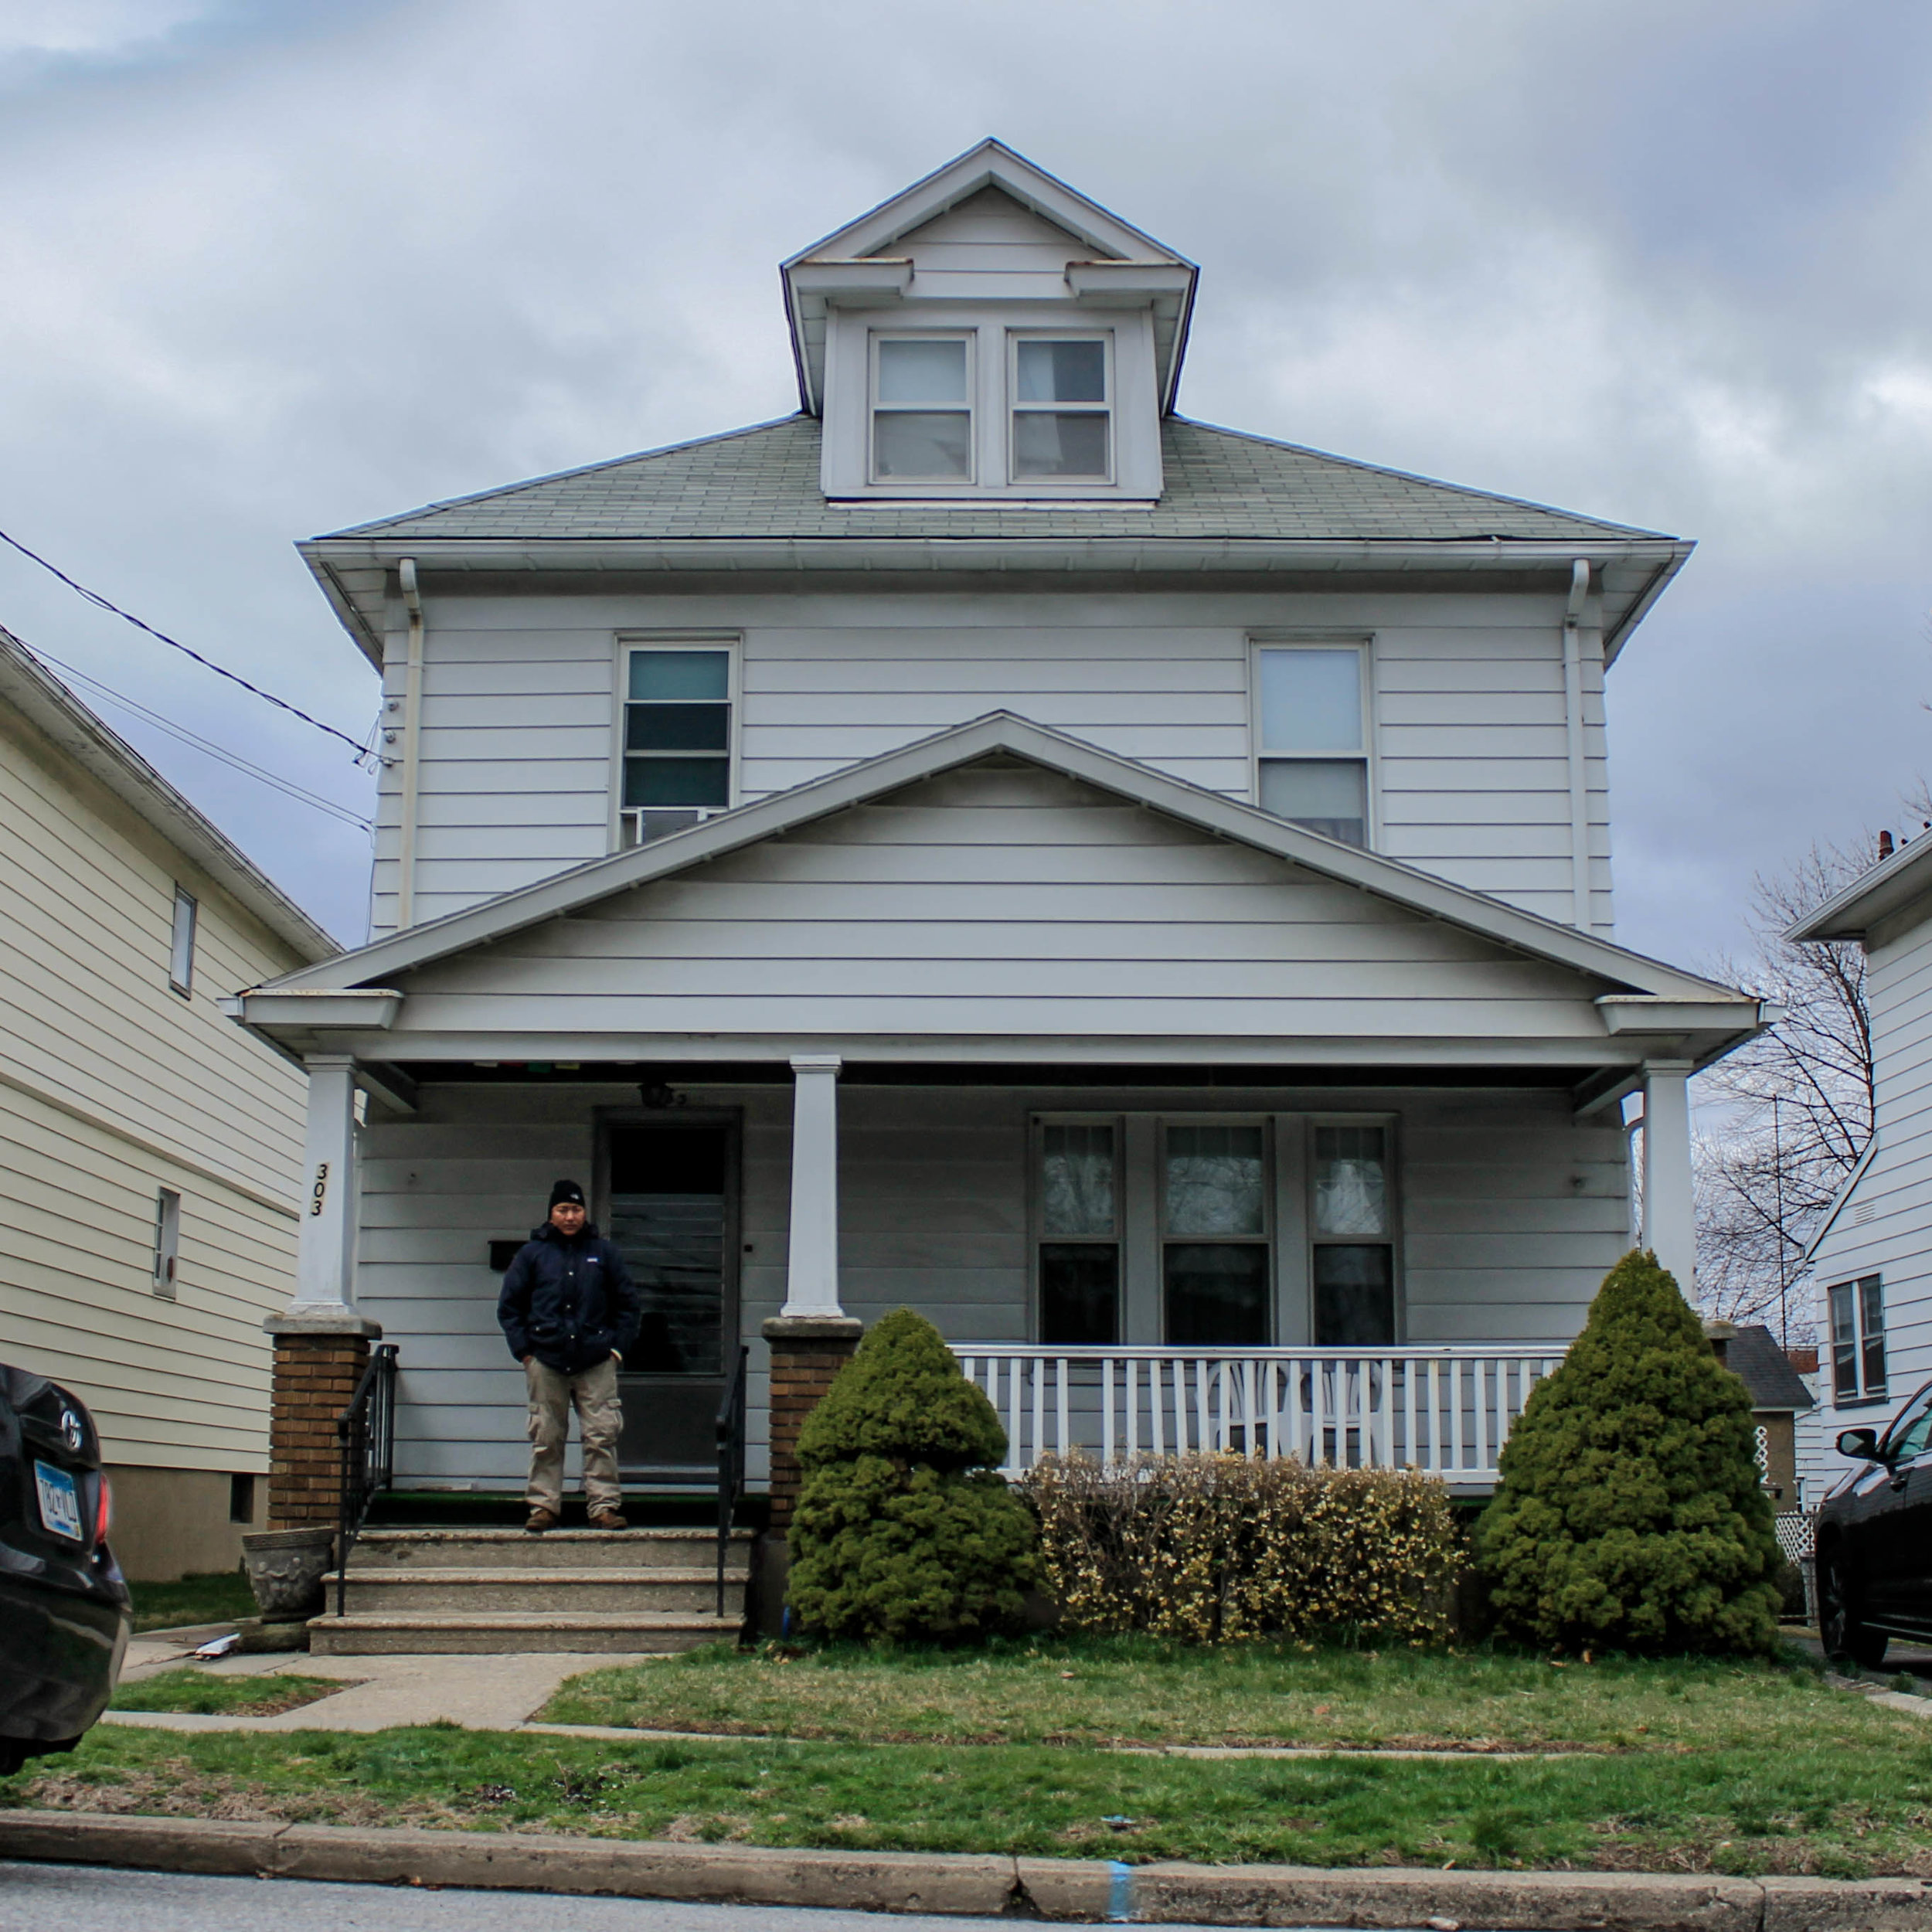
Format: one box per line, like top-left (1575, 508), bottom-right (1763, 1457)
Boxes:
top-left (524, 1355), bottom-right (623, 1513)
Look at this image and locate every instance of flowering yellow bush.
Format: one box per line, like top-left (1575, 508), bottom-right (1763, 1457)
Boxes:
top-left (1022, 1452), bottom-right (1463, 1644)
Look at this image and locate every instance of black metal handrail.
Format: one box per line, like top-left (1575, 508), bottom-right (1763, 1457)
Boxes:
top-left (335, 1343), bottom-right (398, 1617)
top-left (715, 1343), bottom-right (750, 1617)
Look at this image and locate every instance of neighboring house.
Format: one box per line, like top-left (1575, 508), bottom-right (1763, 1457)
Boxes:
top-left (1789, 837), bottom-right (1932, 1490)
top-left (0, 624), bottom-right (335, 1580)
top-left (1702, 1319), bottom-right (1815, 1505)
top-left (236, 142), bottom-right (1769, 1527)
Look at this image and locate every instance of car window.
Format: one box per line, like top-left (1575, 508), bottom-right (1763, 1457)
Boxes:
top-left (1884, 1386), bottom-right (1932, 1461)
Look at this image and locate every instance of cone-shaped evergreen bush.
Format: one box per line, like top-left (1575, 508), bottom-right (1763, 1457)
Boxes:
top-left (1476, 1250), bottom-right (1781, 1654)
top-left (788, 1308), bottom-right (1038, 1643)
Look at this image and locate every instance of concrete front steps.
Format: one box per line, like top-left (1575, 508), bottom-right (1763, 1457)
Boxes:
top-left (309, 1526), bottom-right (751, 1656)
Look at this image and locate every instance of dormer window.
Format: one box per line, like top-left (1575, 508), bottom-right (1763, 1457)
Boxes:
top-left (1012, 337), bottom-right (1110, 481)
top-left (872, 335), bottom-right (973, 482)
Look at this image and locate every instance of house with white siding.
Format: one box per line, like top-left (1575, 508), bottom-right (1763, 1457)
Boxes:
top-left (0, 624), bottom-right (333, 1580)
top-left (1788, 838), bottom-right (1932, 1492)
top-left (234, 143), bottom-right (1769, 1604)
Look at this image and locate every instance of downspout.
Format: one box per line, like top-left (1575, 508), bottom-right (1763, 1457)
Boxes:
top-left (1563, 558), bottom-right (1592, 930)
top-left (396, 558), bottom-right (423, 930)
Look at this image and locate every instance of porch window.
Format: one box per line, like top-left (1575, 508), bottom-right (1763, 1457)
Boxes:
top-left (621, 645), bottom-right (733, 846)
top-left (1311, 1124), bottom-right (1395, 1345)
top-left (1255, 645), bottom-right (1369, 846)
top-left (1162, 1123), bottom-right (1270, 1345)
top-left (872, 335), bottom-right (973, 481)
top-left (1039, 1121), bottom-right (1119, 1345)
top-left (1828, 1274), bottom-right (1886, 1403)
top-left (1010, 336), bottom-right (1111, 481)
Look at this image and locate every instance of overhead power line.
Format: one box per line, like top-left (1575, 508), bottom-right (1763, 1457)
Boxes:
top-left (15, 633), bottom-right (374, 833)
top-left (0, 525), bottom-right (377, 762)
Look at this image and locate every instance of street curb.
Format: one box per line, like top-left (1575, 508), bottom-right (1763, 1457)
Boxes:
top-left (5, 1810), bottom-right (1932, 1928)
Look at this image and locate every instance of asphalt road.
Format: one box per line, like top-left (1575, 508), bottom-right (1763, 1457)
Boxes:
top-left (0, 1861), bottom-right (1481, 1932)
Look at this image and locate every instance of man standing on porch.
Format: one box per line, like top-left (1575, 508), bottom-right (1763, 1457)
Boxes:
top-left (497, 1179), bottom-right (642, 1533)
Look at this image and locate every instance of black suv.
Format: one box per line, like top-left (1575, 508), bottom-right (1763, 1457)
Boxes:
top-left (0, 1365), bottom-right (132, 1774)
top-left (1816, 1377), bottom-right (1932, 1669)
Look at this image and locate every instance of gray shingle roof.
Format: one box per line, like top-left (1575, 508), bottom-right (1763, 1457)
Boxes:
top-left (321, 415), bottom-right (1670, 545)
top-left (1722, 1325), bottom-right (1817, 1413)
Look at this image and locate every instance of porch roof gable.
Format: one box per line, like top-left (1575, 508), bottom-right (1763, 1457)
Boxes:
top-left (260, 712), bottom-right (1750, 1019)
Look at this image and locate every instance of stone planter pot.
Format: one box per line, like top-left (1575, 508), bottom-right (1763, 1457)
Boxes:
top-left (241, 1527), bottom-right (335, 1620)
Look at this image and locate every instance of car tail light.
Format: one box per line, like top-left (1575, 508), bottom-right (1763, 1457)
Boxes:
top-left (94, 1472), bottom-right (112, 1546)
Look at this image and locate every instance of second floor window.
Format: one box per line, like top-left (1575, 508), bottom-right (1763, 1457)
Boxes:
top-left (1829, 1274), bottom-right (1886, 1403)
top-left (168, 886), bottom-right (197, 996)
top-left (872, 335), bottom-right (972, 481)
top-left (151, 1187), bottom-right (182, 1297)
top-left (622, 646), bottom-right (733, 845)
top-left (1256, 645), bottom-right (1369, 847)
top-left (1012, 337), bottom-right (1110, 481)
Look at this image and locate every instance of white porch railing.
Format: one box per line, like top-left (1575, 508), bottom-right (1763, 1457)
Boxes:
top-left (951, 1345), bottom-right (1563, 1489)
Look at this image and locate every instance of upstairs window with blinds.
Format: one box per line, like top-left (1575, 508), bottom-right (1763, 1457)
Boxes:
top-left (1255, 645), bottom-right (1370, 847)
top-left (1011, 337), bottom-right (1111, 481)
top-left (872, 335), bottom-right (974, 482)
top-left (621, 645), bottom-right (733, 846)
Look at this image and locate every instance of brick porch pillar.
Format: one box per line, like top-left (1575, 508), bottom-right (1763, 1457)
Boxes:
top-left (265, 1313), bottom-right (383, 1531)
top-left (762, 1314), bottom-right (862, 1531)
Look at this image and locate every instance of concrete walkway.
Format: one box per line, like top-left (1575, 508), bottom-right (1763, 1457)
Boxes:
top-left (114, 1632), bottom-right (665, 1735)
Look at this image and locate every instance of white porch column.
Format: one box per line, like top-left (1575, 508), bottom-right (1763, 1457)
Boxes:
top-left (1641, 1059), bottom-right (1697, 1294)
top-left (291, 1053), bottom-right (361, 1314)
top-left (781, 1053), bottom-right (844, 1318)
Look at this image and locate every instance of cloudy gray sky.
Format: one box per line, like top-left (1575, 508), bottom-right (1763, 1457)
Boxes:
top-left (1, 0), bottom-right (1927, 965)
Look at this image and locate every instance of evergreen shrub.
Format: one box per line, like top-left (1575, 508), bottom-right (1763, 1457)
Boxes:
top-left (787, 1308), bottom-right (1038, 1643)
top-left (1024, 1451), bottom-right (1461, 1644)
top-left (1476, 1248), bottom-right (1782, 1654)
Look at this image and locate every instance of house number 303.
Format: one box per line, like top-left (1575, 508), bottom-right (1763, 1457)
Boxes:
top-left (310, 1162), bottom-right (329, 1216)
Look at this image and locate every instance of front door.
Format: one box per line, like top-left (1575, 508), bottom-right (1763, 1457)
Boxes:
top-left (602, 1121), bottom-right (737, 1479)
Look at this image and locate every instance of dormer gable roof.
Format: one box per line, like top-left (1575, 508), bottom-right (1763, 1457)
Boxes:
top-left (783, 139), bottom-right (1197, 416)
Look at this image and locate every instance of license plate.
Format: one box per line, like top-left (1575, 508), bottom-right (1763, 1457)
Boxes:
top-left (34, 1460), bottom-right (83, 1541)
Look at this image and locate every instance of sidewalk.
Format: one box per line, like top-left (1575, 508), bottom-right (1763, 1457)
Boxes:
top-left (114, 1631), bottom-right (666, 1735)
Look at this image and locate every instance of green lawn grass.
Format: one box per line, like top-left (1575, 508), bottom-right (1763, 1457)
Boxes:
top-left (542, 1635), bottom-right (1866, 1753)
top-left (128, 1570), bottom-right (256, 1634)
top-left (111, 1670), bottom-right (350, 1719)
top-left (7, 1710), bottom-right (1932, 1876)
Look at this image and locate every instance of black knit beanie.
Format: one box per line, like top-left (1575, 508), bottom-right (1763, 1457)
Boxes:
top-left (548, 1179), bottom-right (587, 1210)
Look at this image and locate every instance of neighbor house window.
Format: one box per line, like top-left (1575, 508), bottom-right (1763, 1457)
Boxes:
top-left (1010, 336), bottom-right (1111, 481)
top-left (621, 645), bottom-right (733, 845)
top-left (871, 335), bottom-right (973, 481)
top-left (1311, 1124), bottom-right (1395, 1344)
top-left (151, 1188), bottom-right (181, 1298)
top-left (1255, 645), bottom-right (1370, 846)
top-left (168, 886), bottom-right (197, 995)
top-left (1037, 1120), bottom-right (1120, 1345)
top-left (1828, 1274), bottom-right (1886, 1403)
top-left (1162, 1123), bottom-right (1270, 1345)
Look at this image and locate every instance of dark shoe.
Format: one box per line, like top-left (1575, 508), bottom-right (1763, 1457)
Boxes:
top-left (524, 1507), bottom-right (559, 1533)
top-left (587, 1508), bottom-right (628, 1531)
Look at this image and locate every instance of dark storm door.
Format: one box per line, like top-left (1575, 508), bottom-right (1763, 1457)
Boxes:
top-left (600, 1119), bottom-right (739, 1478)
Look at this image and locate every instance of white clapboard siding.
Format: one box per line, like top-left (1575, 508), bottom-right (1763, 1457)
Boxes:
top-left (359, 1078), bottom-right (1624, 1491)
top-left (1805, 911), bottom-right (1932, 1498)
top-left (386, 760), bottom-right (1617, 1044)
top-left (0, 707), bottom-right (311, 1475)
top-left (370, 587), bottom-right (1612, 938)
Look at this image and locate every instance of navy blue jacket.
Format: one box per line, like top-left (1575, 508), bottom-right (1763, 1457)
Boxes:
top-left (496, 1221), bottom-right (642, 1376)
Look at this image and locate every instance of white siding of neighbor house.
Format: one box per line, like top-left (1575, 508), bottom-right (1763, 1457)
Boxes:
top-left (359, 1079), bottom-right (1628, 1492)
top-left (369, 587), bottom-right (1612, 940)
top-left (381, 760), bottom-right (1617, 1045)
top-left (1803, 903), bottom-right (1932, 1498)
top-left (0, 706), bottom-right (308, 1479)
